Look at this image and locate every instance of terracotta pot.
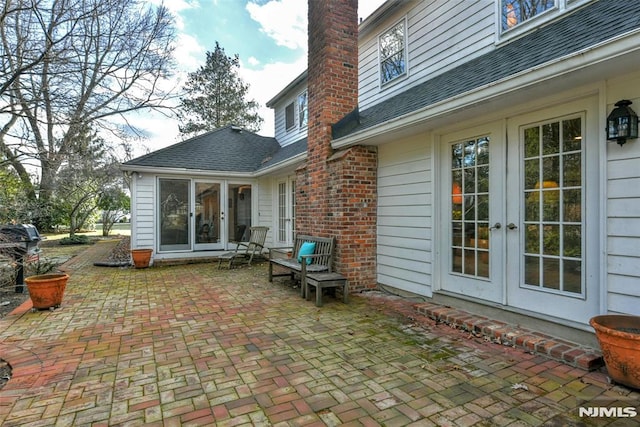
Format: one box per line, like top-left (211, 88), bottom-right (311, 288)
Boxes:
top-left (131, 248), bottom-right (153, 268)
top-left (25, 273), bottom-right (69, 309)
top-left (590, 315), bottom-right (640, 389)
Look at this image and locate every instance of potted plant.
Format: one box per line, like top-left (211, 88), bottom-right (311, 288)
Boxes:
top-left (25, 271), bottom-right (69, 310)
top-left (130, 248), bottom-right (153, 268)
top-left (24, 257), bottom-right (68, 310)
top-left (590, 315), bottom-right (640, 389)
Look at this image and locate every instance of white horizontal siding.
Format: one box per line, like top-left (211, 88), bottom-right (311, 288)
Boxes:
top-left (272, 83), bottom-right (308, 146)
top-left (605, 76), bottom-right (640, 315)
top-left (358, 0), bottom-right (494, 111)
top-left (377, 136), bottom-right (432, 296)
top-left (132, 177), bottom-right (155, 249)
top-left (256, 177), bottom-right (275, 248)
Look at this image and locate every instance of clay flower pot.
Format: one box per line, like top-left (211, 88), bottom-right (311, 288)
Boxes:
top-left (590, 315), bottom-right (640, 389)
top-left (130, 248), bottom-right (153, 268)
top-left (25, 273), bottom-right (69, 310)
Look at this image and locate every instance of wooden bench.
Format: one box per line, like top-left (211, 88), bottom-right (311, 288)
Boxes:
top-left (268, 235), bottom-right (335, 298)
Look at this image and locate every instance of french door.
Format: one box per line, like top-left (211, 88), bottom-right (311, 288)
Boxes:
top-left (440, 98), bottom-right (599, 325)
top-left (440, 122), bottom-right (505, 303)
top-left (276, 178), bottom-right (296, 246)
top-left (506, 99), bottom-right (599, 324)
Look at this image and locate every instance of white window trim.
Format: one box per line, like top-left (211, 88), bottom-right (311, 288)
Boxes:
top-left (495, 0), bottom-right (591, 44)
top-left (378, 17), bottom-right (408, 89)
top-left (285, 101), bottom-right (295, 132)
top-left (297, 90), bottom-right (308, 130)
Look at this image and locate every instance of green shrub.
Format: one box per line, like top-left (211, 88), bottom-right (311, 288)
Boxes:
top-left (59, 235), bottom-right (90, 245)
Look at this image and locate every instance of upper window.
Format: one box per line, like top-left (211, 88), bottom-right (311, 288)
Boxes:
top-left (379, 19), bottom-right (407, 85)
top-left (297, 91), bottom-right (308, 129)
top-left (285, 102), bottom-right (295, 131)
top-left (501, 0), bottom-right (555, 31)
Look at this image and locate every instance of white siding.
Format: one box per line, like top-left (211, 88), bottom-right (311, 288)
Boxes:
top-left (359, 0), bottom-right (494, 110)
top-left (256, 176), bottom-right (275, 248)
top-left (606, 72), bottom-right (640, 315)
top-left (272, 81), bottom-right (308, 146)
top-left (132, 175), bottom-right (155, 250)
top-left (377, 136), bottom-right (433, 296)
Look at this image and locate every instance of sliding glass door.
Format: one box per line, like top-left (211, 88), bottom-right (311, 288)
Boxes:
top-left (194, 181), bottom-right (223, 250)
top-left (158, 178), bottom-right (253, 252)
top-left (159, 178), bottom-right (191, 251)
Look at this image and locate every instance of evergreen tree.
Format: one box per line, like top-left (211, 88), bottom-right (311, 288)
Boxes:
top-left (178, 42), bottom-right (263, 137)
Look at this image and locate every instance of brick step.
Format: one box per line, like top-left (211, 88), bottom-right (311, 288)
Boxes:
top-left (413, 302), bottom-right (603, 371)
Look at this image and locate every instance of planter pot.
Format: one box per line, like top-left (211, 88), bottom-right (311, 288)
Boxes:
top-left (25, 273), bottom-right (69, 310)
top-left (590, 315), bottom-right (640, 389)
top-left (131, 248), bottom-right (153, 268)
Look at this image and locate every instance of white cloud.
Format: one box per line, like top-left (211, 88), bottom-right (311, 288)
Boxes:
top-left (239, 55), bottom-right (307, 137)
top-left (246, 0), bottom-right (307, 51)
top-left (147, 0), bottom-right (200, 31)
top-left (133, 0), bottom-right (388, 155)
top-left (173, 32), bottom-right (206, 73)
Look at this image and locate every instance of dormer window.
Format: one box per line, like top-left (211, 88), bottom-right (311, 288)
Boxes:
top-left (285, 102), bottom-right (295, 131)
top-left (298, 91), bottom-right (308, 129)
top-left (501, 0), bottom-right (555, 31)
top-left (379, 19), bottom-right (407, 86)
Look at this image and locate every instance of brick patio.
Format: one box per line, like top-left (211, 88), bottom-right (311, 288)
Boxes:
top-left (0, 239), bottom-right (637, 426)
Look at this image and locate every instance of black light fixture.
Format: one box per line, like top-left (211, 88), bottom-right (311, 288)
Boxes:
top-left (606, 100), bottom-right (638, 146)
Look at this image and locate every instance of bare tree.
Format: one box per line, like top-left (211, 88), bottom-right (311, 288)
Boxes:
top-left (0, 0), bottom-right (176, 228)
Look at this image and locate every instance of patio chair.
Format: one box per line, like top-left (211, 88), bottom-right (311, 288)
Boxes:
top-left (217, 226), bottom-right (269, 269)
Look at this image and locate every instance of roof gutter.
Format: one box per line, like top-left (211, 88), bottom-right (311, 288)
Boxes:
top-left (119, 164), bottom-right (254, 179)
top-left (121, 153), bottom-right (308, 179)
top-left (254, 152), bottom-right (307, 177)
top-left (332, 28), bottom-right (640, 149)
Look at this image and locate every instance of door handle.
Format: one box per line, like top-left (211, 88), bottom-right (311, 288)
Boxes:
top-left (507, 223), bottom-right (518, 230)
top-left (490, 222), bottom-right (501, 230)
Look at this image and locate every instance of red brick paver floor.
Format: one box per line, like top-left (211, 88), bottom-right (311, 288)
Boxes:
top-left (0, 240), bottom-right (637, 426)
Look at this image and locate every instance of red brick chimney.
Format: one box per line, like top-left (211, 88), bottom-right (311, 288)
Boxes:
top-left (297, 0), bottom-right (377, 292)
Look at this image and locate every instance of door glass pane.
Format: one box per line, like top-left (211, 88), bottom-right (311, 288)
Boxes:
top-left (228, 184), bottom-right (251, 242)
top-left (159, 179), bottom-right (190, 251)
top-left (450, 136), bottom-right (490, 279)
top-left (291, 180), bottom-right (296, 240)
top-left (195, 182), bottom-right (220, 244)
top-left (522, 117), bottom-right (583, 295)
top-left (278, 182), bottom-right (287, 241)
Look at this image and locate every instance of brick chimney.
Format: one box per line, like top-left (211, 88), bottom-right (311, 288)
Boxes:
top-left (297, 0), bottom-right (377, 293)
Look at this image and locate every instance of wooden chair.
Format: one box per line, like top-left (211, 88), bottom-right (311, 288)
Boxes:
top-left (217, 226), bottom-right (269, 268)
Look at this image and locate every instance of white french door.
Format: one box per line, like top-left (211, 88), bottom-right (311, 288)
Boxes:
top-left (440, 122), bottom-right (505, 303)
top-left (506, 98), bottom-right (600, 324)
top-left (276, 178), bottom-right (296, 246)
top-left (439, 98), bottom-right (600, 326)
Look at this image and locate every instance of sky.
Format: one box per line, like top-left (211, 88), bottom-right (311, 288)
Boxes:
top-left (135, 0), bottom-right (386, 156)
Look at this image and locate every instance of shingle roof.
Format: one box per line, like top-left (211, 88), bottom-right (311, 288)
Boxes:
top-left (123, 126), bottom-right (282, 172)
top-left (257, 138), bottom-right (307, 171)
top-left (334, 0), bottom-right (640, 139)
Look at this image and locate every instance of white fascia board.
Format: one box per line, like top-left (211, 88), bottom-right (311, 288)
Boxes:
top-left (119, 164), bottom-right (252, 179)
top-left (120, 154), bottom-right (308, 179)
top-left (333, 29), bottom-right (640, 149)
top-left (254, 153), bottom-right (307, 177)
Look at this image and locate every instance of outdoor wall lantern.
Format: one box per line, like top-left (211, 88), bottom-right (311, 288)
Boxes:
top-left (606, 100), bottom-right (638, 146)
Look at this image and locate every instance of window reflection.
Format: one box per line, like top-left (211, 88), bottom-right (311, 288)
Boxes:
top-left (523, 116), bottom-right (583, 295)
top-left (451, 136), bottom-right (490, 279)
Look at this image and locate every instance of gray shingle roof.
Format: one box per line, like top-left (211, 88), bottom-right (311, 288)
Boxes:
top-left (257, 138), bottom-right (307, 170)
top-left (123, 126), bottom-right (282, 172)
top-left (334, 0), bottom-right (640, 139)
